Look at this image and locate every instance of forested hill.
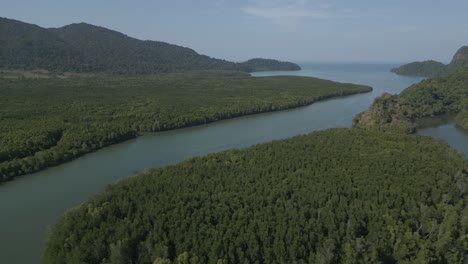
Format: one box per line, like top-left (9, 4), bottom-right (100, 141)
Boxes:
top-left (353, 67), bottom-right (468, 133)
top-left (0, 17), bottom-right (83, 71)
top-left (391, 46), bottom-right (468, 77)
top-left (390, 60), bottom-right (445, 77)
top-left (448, 46), bottom-right (468, 71)
top-left (42, 128), bottom-right (467, 264)
top-left (0, 17), bottom-right (301, 74)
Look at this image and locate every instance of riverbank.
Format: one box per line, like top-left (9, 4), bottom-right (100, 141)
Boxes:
top-left (0, 71), bottom-right (371, 182)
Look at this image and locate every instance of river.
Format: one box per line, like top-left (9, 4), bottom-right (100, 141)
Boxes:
top-left (0, 63), bottom-right (466, 263)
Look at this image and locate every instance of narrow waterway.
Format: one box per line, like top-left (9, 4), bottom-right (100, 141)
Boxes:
top-left (2, 63), bottom-right (466, 264)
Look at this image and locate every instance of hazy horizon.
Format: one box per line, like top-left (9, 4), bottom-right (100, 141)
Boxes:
top-left (2, 0), bottom-right (468, 64)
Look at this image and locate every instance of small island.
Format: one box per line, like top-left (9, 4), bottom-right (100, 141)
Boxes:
top-left (390, 60), bottom-right (445, 77)
top-left (241, 58), bottom-right (301, 72)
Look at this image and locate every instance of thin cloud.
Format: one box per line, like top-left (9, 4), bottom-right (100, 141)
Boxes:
top-left (386, 26), bottom-right (419, 33)
top-left (243, 0), bottom-right (337, 30)
top-left (212, 0), bottom-right (227, 7)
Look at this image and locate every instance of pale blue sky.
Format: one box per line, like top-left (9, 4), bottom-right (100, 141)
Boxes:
top-left (2, 0), bottom-right (468, 63)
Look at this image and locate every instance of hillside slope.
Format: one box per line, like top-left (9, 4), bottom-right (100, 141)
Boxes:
top-left (0, 18), bottom-right (83, 70)
top-left (447, 46), bottom-right (468, 72)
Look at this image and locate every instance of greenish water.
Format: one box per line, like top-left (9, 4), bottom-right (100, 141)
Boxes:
top-left (417, 116), bottom-right (468, 157)
top-left (1, 63), bottom-right (465, 264)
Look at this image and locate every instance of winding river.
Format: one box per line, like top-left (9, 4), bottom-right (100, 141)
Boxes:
top-left (0, 63), bottom-right (466, 264)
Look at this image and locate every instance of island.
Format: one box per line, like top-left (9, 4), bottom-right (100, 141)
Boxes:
top-left (390, 60), bottom-right (445, 77)
top-left (42, 128), bottom-right (467, 264)
top-left (240, 58), bottom-right (301, 72)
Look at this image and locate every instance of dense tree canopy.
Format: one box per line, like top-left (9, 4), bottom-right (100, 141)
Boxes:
top-left (354, 67), bottom-right (468, 133)
top-left (0, 72), bottom-right (370, 182)
top-left (42, 128), bottom-right (468, 264)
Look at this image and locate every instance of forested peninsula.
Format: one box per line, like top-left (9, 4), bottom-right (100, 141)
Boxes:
top-left (0, 72), bottom-right (371, 182)
top-left (42, 128), bottom-right (468, 264)
top-left (354, 66), bottom-right (468, 133)
top-left (0, 17), bottom-right (300, 74)
top-left (391, 46), bottom-right (468, 77)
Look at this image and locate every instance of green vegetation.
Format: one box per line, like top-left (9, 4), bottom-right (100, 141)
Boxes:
top-left (0, 17), bottom-right (300, 74)
top-left (0, 72), bottom-right (371, 182)
top-left (391, 60), bottom-right (446, 77)
top-left (456, 110), bottom-right (468, 130)
top-left (448, 46), bottom-right (468, 71)
top-left (240, 58), bottom-right (301, 72)
top-left (42, 128), bottom-right (468, 264)
top-left (352, 93), bottom-right (416, 134)
top-left (392, 46), bottom-right (468, 77)
top-left (354, 68), bottom-right (468, 133)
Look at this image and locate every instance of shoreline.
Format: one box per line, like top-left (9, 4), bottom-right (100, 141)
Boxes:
top-left (0, 88), bottom-right (372, 184)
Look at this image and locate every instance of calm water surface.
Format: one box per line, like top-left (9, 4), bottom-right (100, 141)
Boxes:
top-left (0, 63), bottom-right (465, 263)
top-left (417, 116), bottom-right (468, 157)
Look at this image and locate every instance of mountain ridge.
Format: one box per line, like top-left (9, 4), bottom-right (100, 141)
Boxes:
top-left (0, 17), bottom-right (301, 74)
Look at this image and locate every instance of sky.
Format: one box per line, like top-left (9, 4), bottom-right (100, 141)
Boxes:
top-left (2, 0), bottom-right (468, 63)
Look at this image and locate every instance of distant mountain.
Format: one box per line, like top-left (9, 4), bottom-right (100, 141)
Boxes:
top-left (390, 60), bottom-right (445, 77)
top-left (0, 17), bottom-right (301, 74)
top-left (391, 46), bottom-right (468, 77)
